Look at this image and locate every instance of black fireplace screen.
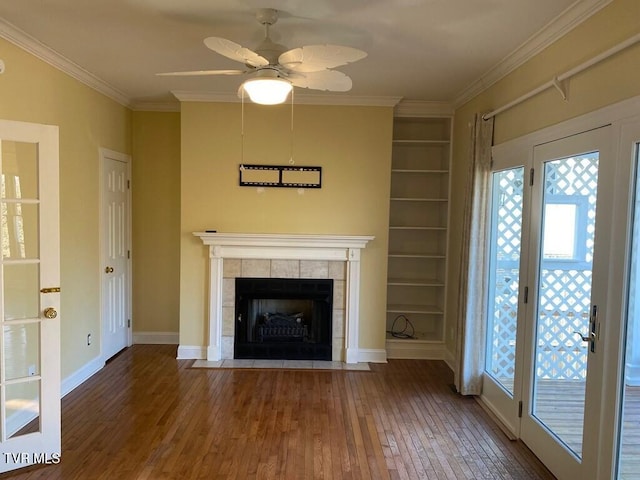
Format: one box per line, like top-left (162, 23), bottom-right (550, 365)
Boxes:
top-left (234, 277), bottom-right (333, 360)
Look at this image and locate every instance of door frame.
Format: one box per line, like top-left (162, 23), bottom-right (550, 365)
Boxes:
top-left (596, 117), bottom-right (640, 480)
top-left (480, 94), bottom-right (640, 480)
top-left (99, 147), bottom-right (132, 362)
top-left (481, 152), bottom-right (532, 439)
top-left (519, 126), bottom-right (612, 479)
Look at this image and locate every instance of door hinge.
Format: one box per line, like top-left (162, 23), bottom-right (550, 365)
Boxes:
top-left (518, 401), bottom-right (523, 418)
top-left (127, 250), bottom-right (130, 259)
top-left (127, 319), bottom-right (131, 328)
top-left (529, 168), bottom-right (535, 186)
top-left (524, 286), bottom-right (529, 304)
top-left (127, 179), bottom-right (130, 189)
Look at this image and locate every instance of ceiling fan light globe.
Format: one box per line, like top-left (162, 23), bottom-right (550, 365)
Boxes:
top-left (242, 78), bottom-right (292, 105)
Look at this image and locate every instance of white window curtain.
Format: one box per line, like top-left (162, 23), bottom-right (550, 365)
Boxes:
top-left (454, 113), bottom-right (494, 396)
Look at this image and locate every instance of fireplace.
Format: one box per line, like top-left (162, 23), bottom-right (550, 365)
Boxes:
top-left (192, 233), bottom-right (374, 363)
top-left (235, 278), bottom-right (333, 360)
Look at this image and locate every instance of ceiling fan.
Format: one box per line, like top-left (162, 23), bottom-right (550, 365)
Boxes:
top-left (158, 8), bottom-right (367, 104)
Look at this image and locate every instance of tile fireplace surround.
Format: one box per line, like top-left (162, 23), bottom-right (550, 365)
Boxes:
top-left (193, 233), bottom-right (374, 363)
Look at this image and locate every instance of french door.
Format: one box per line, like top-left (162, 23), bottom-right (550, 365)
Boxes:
top-left (0, 119), bottom-right (60, 473)
top-left (520, 127), bottom-right (612, 478)
top-left (612, 119), bottom-right (640, 480)
top-left (483, 127), bottom-right (612, 479)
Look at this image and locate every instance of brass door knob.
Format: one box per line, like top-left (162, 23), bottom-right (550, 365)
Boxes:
top-left (105, 266), bottom-right (114, 273)
top-left (43, 307), bottom-right (58, 319)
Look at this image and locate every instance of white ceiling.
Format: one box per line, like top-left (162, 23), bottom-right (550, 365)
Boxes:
top-left (0, 0), bottom-right (606, 109)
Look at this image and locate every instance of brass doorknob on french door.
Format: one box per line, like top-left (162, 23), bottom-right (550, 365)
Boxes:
top-left (43, 307), bottom-right (57, 319)
top-left (105, 266), bottom-right (114, 273)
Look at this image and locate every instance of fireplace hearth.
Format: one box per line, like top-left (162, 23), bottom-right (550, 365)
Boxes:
top-left (235, 278), bottom-right (333, 360)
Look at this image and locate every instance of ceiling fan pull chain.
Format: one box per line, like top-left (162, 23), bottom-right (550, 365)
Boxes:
top-left (241, 88), bottom-right (245, 165)
top-left (289, 89), bottom-right (295, 165)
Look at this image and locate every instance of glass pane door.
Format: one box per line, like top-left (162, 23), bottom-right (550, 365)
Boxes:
top-left (519, 126), bottom-right (611, 480)
top-left (531, 152), bottom-right (599, 457)
top-left (617, 141), bottom-right (640, 480)
top-left (485, 167), bottom-right (525, 395)
top-left (0, 121), bottom-right (60, 474)
top-left (1, 140), bottom-right (44, 441)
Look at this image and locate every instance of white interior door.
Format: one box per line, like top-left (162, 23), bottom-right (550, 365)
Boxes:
top-left (520, 126), bottom-right (612, 479)
top-left (100, 149), bottom-right (131, 361)
top-left (0, 119), bottom-right (60, 473)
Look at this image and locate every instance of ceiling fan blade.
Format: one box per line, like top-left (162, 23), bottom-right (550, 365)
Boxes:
top-left (156, 69), bottom-right (247, 77)
top-left (289, 70), bottom-right (353, 92)
top-left (279, 45), bottom-right (367, 73)
top-left (204, 37), bottom-right (269, 68)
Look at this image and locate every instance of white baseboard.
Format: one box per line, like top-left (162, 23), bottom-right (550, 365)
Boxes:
top-left (7, 354), bottom-right (100, 436)
top-left (359, 348), bottom-right (388, 363)
top-left (476, 395), bottom-right (517, 440)
top-left (177, 345), bottom-right (206, 359)
top-left (443, 348), bottom-right (456, 372)
top-left (133, 331), bottom-right (179, 345)
top-left (6, 406), bottom-right (38, 438)
top-left (61, 355), bottom-right (104, 397)
top-left (385, 339), bottom-right (447, 360)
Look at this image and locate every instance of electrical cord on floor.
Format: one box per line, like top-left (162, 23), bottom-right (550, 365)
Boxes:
top-left (386, 314), bottom-right (415, 339)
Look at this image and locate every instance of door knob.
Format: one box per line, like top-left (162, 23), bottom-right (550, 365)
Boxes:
top-left (43, 307), bottom-right (58, 319)
top-left (105, 266), bottom-right (114, 273)
top-left (574, 305), bottom-right (600, 353)
top-left (573, 331), bottom-right (596, 352)
top-left (574, 331), bottom-right (593, 342)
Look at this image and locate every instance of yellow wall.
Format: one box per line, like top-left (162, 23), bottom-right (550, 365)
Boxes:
top-left (0, 38), bottom-right (132, 378)
top-left (179, 102), bottom-right (393, 352)
top-left (447, 0), bottom-right (640, 352)
top-left (131, 111), bottom-right (181, 334)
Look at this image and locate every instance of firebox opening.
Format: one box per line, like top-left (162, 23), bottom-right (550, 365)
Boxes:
top-left (235, 278), bottom-right (333, 360)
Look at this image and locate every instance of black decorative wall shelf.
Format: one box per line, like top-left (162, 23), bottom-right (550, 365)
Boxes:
top-left (239, 164), bottom-right (322, 189)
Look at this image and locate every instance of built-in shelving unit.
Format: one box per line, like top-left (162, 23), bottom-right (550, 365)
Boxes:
top-left (386, 116), bottom-right (452, 359)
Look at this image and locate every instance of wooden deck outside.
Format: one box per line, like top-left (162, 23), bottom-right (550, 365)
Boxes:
top-left (619, 385), bottom-right (640, 480)
top-left (1, 345), bottom-right (555, 480)
top-left (496, 378), bottom-right (640, 479)
top-left (535, 380), bottom-right (640, 479)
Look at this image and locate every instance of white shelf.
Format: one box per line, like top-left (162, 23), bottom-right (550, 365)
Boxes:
top-left (392, 139), bottom-right (450, 145)
top-left (387, 278), bottom-right (445, 287)
top-left (387, 253), bottom-right (445, 259)
top-left (386, 116), bottom-right (451, 358)
top-left (387, 304), bottom-right (444, 314)
top-left (385, 332), bottom-right (443, 343)
top-left (389, 226), bottom-right (446, 231)
top-left (390, 197), bottom-right (448, 202)
top-left (391, 169), bottom-right (449, 174)
top-left (385, 336), bottom-right (447, 359)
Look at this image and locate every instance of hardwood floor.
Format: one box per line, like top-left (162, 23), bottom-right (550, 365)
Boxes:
top-left (1, 345), bottom-right (555, 480)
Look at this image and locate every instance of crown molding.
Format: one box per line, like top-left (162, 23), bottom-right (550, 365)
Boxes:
top-left (131, 100), bottom-right (181, 112)
top-left (0, 18), bottom-right (131, 108)
top-left (394, 100), bottom-right (453, 118)
top-left (453, 0), bottom-right (613, 108)
top-left (171, 90), bottom-right (402, 107)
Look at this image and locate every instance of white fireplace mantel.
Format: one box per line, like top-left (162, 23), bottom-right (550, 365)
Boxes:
top-left (193, 232), bottom-right (374, 363)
